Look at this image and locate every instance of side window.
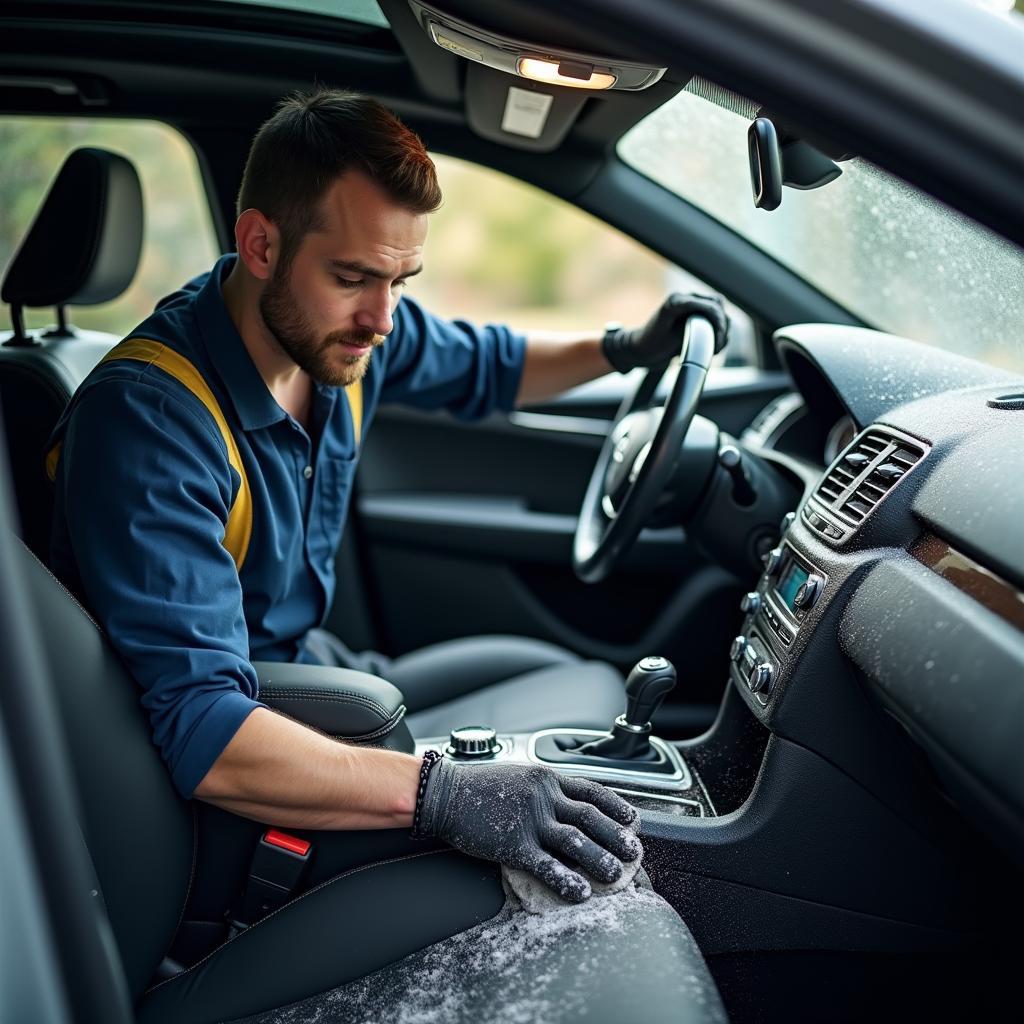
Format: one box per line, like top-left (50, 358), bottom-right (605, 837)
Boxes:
top-left (414, 154), bottom-right (755, 366)
top-left (0, 117), bottom-right (219, 336)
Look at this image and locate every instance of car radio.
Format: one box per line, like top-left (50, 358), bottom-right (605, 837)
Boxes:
top-left (732, 539), bottom-right (828, 705)
top-left (772, 549), bottom-right (826, 623)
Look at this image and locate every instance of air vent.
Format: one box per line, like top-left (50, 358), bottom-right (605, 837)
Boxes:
top-left (815, 428), bottom-right (925, 526)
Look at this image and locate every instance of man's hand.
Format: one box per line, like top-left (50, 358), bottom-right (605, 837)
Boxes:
top-left (602, 292), bottom-right (729, 374)
top-left (418, 759), bottom-right (641, 902)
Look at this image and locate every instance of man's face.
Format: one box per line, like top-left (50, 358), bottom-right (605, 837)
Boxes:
top-left (259, 169), bottom-right (428, 388)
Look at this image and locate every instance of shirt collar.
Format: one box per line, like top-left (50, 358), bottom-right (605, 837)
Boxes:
top-left (195, 254), bottom-right (288, 432)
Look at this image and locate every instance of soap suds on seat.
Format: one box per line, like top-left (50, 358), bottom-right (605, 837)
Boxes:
top-left (240, 881), bottom-right (726, 1024)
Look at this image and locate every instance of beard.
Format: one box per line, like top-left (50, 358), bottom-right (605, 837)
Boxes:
top-left (259, 267), bottom-right (383, 388)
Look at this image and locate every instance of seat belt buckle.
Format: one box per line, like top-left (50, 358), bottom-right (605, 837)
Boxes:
top-left (227, 829), bottom-right (313, 935)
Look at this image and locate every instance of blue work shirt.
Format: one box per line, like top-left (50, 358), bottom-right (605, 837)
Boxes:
top-left (49, 254), bottom-right (526, 798)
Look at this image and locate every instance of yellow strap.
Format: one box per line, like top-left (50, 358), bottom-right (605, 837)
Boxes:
top-left (46, 339), bottom-right (364, 573)
top-left (45, 338), bottom-right (254, 571)
top-left (346, 378), bottom-right (362, 445)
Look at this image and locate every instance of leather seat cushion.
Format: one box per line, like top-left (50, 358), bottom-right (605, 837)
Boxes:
top-left (304, 631), bottom-right (626, 739)
top-left (236, 875), bottom-right (725, 1024)
top-left (140, 849), bottom-right (727, 1024)
top-left (137, 850), bottom-right (506, 1024)
top-left (404, 657), bottom-right (625, 739)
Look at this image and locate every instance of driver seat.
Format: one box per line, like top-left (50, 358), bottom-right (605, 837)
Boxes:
top-left (8, 530), bottom-right (726, 1023)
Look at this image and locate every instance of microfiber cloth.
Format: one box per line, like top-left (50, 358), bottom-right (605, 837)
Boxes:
top-left (502, 819), bottom-right (646, 914)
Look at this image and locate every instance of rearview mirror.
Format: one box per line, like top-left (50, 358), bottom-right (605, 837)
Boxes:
top-left (748, 117), bottom-right (782, 210)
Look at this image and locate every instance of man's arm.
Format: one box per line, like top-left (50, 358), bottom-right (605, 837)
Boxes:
top-left (194, 707), bottom-right (643, 905)
top-left (514, 294), bottom-right (731, 407)
top-left (194, 707), bottom-right (420, 830)
top-left (516, 331), bottom-right (610, 407)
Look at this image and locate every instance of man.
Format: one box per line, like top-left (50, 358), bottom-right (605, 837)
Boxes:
top-left (48, 90), bottom-right (726, 898)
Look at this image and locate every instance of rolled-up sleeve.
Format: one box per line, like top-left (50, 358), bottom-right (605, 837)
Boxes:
top-left (379, 295), bottom-right (526, 418)
top-left (55, 372), bottom-right (263, 797)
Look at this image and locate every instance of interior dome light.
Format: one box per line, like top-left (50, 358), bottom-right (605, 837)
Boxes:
top-left (518, 58), bottom-right (616, 90)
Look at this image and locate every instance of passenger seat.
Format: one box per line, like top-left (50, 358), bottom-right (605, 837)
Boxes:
top-left (0, 147), bottom-right (143, 558)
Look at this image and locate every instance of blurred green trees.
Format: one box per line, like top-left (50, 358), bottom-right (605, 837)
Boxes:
top-left (0, 117), bottom-right (678, 340)
top-left (0, 117), bottom-right (219, 336)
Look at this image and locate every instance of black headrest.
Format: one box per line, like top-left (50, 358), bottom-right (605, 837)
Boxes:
top-left (1, 148), bottom-right (143, 310)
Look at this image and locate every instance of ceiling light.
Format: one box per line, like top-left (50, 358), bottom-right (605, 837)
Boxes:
top-left (518, 59), bottom-right (616, 91)
top-left (409, 1), bottom-right (665, 92)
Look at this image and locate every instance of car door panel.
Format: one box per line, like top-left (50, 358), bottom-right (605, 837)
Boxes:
top-left (342, 367), bottom-right (790, 708)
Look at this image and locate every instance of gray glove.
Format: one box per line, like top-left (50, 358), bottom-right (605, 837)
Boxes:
top-left (602, 292), bottom-right (729, 373)
top-left (419, 758), bottom-right (642, 902)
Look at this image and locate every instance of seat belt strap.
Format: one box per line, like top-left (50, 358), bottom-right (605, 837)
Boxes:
top-left (45, 337), bottom-right (363, 573)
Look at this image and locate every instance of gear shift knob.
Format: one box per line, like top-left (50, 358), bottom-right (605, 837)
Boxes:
top-left (574, 655), bottom-right (676, 760)
top-left (624, 656), bottom-right (677, 729)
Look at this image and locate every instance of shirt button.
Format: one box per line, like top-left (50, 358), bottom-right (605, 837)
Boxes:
top-left (303, 465), bottom-right (313, 480)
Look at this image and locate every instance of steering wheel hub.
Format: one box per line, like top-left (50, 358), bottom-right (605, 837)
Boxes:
top-left (603, 409), bottom-right (661, 515)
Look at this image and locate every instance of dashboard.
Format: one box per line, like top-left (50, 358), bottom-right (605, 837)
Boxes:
top-left (731, 323), bottom-right (1024, 864)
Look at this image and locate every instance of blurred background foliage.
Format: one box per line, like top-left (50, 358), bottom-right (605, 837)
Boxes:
top-left (0, 118), bottom-right (219, 335)
top-left (0, 117), bottom-right (745, 350)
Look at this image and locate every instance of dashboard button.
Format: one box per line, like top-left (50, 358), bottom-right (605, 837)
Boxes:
top-left (764, 547), bottom-right (784, 575)
top-left (779, 511), bottom-right (796, 535)
top-left (794, 573), bottom-right (825, 609)
top-left (742, 644), bottom-right (759, 671)
top-left (740, 592), bottom-right (761, 614)
top-left (730, 636), bottom-right (747, 662)
top-left (749, 663), bottom-right (774, 694)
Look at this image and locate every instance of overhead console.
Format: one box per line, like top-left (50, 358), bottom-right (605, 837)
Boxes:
top-left (398, 1), bottom-right (673, 151)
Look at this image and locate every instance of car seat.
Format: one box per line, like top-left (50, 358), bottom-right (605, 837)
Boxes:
top-left (0, 146), bottom-right (143, 559)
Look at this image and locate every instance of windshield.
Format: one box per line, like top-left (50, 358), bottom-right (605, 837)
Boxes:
top-left (618, 87), bottom-right (1024, 373)
top-left (202, 0), bottom-right (388, 26)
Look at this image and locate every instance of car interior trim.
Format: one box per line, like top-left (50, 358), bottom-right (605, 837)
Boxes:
top-left (911, 533), bottom-right (1024, 633)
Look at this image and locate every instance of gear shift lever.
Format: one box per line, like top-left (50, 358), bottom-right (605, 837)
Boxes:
top-left (575, 656), bottom-right (677, 760)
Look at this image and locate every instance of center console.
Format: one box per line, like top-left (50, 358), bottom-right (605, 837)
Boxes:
top-left (413, 656), bottom-right (719, 819)
top-left (415, 725), bottom-right (715, 817)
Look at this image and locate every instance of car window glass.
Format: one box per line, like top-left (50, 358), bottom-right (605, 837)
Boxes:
top-left (0, 117), bottom-right (219, 337)
top-left (202, 0), bottom-right (389, 27)
top-left (414, 154), bottom-right (755, 367)
top-left (618, 87), bottom-right (1024, 372)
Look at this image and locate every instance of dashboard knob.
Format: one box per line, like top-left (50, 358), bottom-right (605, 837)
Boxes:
top-left (794, 573), bottom-right (825, 610)
top-left (740, 591), bottom-right (762, 614)
top-left (730, 635), bottom-right (748, 662)
top-left (446, 725), bottom-right (500, 759)
top-left (763, 546), bottom-right (784, 575)
top-left (779, 511), bottom-right (796, 536)
top-left (749, 663), bottom-right (774, 694)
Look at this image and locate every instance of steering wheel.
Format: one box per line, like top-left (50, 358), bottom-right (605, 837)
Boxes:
top-left (572, 315), bottom-right (717, 583)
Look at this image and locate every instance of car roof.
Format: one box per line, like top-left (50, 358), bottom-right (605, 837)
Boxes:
top-left (1, 0), bottom-right (1022, 250)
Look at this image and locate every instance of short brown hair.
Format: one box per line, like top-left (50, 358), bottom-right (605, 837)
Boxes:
top-left (237, 89), bottom-right (442, 263)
